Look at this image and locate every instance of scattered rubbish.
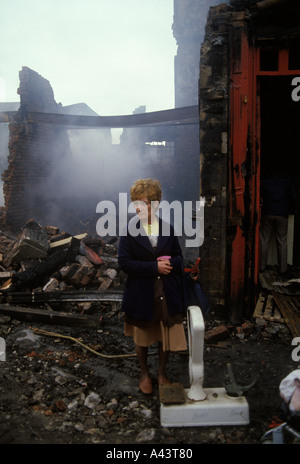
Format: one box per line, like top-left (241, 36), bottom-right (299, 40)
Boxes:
top-left (0, 218), bottom-right (122, 327)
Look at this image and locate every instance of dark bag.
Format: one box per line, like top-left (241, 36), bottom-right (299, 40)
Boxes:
top-left (182, 258), bottom-right (210, 315)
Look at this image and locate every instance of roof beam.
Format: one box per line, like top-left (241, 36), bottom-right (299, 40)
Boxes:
top-left (0, 106), bottom-right (199, 128)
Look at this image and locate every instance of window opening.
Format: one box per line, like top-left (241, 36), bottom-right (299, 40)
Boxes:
top-left (260, 49), bottom-right (278, 71)
top-left (289, 39), bottom-right (300, 70)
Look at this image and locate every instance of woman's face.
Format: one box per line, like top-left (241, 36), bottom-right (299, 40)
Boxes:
top-left (134, 196), bottom-right (158, 223)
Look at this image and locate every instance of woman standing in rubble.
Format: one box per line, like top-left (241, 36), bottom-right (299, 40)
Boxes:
top-left (118, 178), bottom-right (187, 395)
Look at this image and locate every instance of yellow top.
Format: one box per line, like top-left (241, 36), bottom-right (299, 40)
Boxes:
top-left (142, 216), bottom-right (159, 236)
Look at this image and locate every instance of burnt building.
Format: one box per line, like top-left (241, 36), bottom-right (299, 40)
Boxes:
top-left (0, 0), bottom-right (299, 324)
top-left (1, 67), bottom-right (73, 230)
top-left (198, 0), bottom-right (300, 321)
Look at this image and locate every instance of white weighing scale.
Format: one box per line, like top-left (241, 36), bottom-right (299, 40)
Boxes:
top-left (160, 306), bottom-right (250, 427)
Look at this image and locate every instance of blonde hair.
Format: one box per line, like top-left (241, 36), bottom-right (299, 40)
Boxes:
top-left (130, 178), bottom-right (162, 202)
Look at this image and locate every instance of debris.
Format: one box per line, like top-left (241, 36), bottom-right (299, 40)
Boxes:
top-left (75, 255), bottom-right (94, 269)
top-left (236, 321), bottom-right (255, 339)
top-left (3, 219), bottom-right (50, 267)
top-left (99, 277), bottom-right (114, 290)
top-left (43, 277), bottom-right (60, 292)
top-left (0, 271), bottom-right (15, 279)
top-left (79, 241), bottom-right (103, 265)
top-left (84, 392), bottom-right (101, 410)
top-left (45, 225), bottom-right (59, 236)
top-left (204, 325), bottom-right (229, 344)
top-left (0, 218), bottom-right (124, 326)
top-left (254, 292), bottom-right (285, 323)
top-left (104, 268), bottom-right (117, 280)
top-left (7, 248), bottom-right (68, 292)
top-left (272, 292), bottom-right (300, 338)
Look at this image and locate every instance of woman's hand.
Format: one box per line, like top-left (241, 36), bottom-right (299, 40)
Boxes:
top-left (157, 259), bottom-right (173, 275)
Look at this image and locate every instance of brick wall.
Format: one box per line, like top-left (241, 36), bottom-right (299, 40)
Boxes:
top-left (199, 3), bottom-right (232, 311)
top-left (1, 67), bottom-right (72, 231)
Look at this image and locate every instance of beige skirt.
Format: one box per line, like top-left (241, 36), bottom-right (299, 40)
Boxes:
top-left (124, 321), bottom-right (187, 352)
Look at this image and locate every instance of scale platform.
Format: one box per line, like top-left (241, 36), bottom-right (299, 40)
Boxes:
top-left (160, 386), bottom-right (249, 427)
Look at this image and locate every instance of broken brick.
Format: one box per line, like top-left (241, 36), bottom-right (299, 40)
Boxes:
top-left (99, 277), bottom-right (113, 290)
top-left (204, 325), bottom-right (229, 344)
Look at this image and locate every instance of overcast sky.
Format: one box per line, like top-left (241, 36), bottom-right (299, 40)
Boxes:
top-left (0, 0), bottom-right (176, 116)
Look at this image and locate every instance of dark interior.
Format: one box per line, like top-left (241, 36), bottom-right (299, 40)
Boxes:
top-left (259, 75), bottom-right (300, 265)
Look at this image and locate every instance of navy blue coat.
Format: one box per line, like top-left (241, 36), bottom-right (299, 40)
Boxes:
top-left (118, 217), bottom-right (185, 322)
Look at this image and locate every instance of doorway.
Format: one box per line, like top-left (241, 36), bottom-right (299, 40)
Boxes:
top-left (259, 75), bottom-right (300, 266)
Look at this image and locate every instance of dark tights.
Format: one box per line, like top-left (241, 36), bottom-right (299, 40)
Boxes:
top-left (135, 342), bottom-right (170, 380)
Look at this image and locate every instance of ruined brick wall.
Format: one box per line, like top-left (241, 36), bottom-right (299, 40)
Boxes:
top-left (2, 67), bottom-right (72, 231)
top-left (199, 4), bottom-right (232, 310)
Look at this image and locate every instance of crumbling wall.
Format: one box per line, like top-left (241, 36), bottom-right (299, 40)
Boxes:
top-left (199, 3), bottom-right (233, 310)
top-left (1, 67), bottom-right (72, 231)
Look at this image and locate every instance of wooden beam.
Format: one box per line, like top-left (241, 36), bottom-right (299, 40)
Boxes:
top-left (49, 233), bottom-right (88, 249)
top-left (5, 290), bottom-right (124, 304)
top-left (0, 106), bottom-right (199, 127)
top-left (0, 304), bottom-right (101, 327)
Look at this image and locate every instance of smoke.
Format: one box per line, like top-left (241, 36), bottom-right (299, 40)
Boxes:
top-left (1, 0), bottom-right (228, 237)
top-left (36, 118), bottom-right (155, 235)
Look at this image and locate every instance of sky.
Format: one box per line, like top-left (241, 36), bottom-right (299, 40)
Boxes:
top-left (0, 0), bottom-right (177, 116)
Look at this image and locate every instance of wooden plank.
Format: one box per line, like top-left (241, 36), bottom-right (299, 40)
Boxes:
top-left (0, 272), bottom-right (15, 280)
top-left (253, 292), bottom-right (285, 323)
top-left (0, 304), bottom-right (101, 327)
top-left (264, 294), bottom-right (285, 322)
top-left (272, 292), bottom-right (300, 337)
top-left (50, 233), bottom-right (88, 249)
top-left (253, 293), bottom-right (267, 318)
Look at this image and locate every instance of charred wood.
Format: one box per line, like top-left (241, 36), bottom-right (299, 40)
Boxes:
top-left (0, 303), bottom-right (101, 327)
top-left (7, 249), bottom-right (68, 292)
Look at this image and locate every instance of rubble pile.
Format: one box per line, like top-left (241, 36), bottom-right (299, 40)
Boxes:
top-left (0, 219), bottom-right (123, 324)
top-left (0, 220), bottom-right (299, 445)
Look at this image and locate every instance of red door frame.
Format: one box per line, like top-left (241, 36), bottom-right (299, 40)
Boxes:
top-left (229, 34), bottom-right (300, 321)
top-left (229, 32), bottom-right (258, 321)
